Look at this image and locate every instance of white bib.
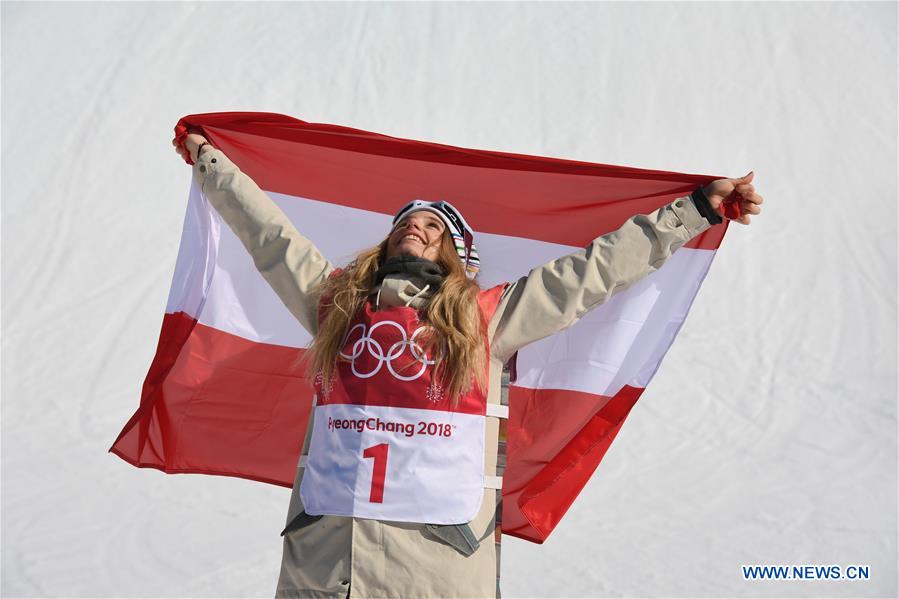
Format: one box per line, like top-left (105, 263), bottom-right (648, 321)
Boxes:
top-left (300, 402), bottom-right (486, 523)
top-left (300, 302), bottom-right (490, 524)
top-left (300, 285), bottom-right (507, 524)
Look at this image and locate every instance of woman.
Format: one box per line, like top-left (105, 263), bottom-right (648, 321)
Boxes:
top-left (173, 132), bottom-right (763, 599)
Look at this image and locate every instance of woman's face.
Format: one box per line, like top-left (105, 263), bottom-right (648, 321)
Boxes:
top-left (386, 210), bottom-right (447, 261)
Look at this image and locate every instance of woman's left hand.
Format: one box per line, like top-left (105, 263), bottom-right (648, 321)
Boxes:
top-left (702, 171), bottom-right (764, 225)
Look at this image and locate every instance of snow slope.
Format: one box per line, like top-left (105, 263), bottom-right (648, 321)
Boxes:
top-left (2, 2), bottom-right (896, 597)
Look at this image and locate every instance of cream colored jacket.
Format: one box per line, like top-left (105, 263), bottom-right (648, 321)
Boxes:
top-left (192, 147), bottom-right (712, 599)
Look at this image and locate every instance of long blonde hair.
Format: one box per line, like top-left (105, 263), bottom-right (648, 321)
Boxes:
top-left (305, 232), bottom-right (487, 401)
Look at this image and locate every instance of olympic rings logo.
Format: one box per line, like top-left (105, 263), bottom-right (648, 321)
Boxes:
top-left (338, 321), bottom-right (435, 381)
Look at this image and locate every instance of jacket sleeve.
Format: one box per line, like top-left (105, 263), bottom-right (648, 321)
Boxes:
top-left (489, 194), bottom-right (713, 362)
top-left (192, 147), bottom-right (334, 335)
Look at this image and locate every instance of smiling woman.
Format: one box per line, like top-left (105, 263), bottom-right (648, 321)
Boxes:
top-left (171, 129), bottom-right (759, 599)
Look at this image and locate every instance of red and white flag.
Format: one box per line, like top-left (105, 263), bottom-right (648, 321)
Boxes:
top-left (110, 112), bottom-right (728, 543)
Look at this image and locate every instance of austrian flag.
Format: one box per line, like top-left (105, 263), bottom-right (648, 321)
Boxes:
top-left (109, 112), bottom-right (728, 543)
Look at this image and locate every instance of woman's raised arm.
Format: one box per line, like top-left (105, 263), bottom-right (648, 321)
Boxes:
top-left (488, 193), bottom-right (714, 363)
top-left (174, 133), bottom-right (334, 335)
top-left (488, 173), bottom-right (762, 361)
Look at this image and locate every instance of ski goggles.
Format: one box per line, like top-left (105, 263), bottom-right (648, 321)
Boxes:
top-left (392, 200), bottom-right (480, 278)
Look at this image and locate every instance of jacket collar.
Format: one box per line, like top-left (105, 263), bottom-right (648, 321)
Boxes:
top-left (373, 273), bottom-right (437, 311)
top-left (372, 256), bottom-right (444, 310)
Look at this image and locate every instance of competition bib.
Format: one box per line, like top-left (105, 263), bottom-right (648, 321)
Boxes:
top-left (300, 287), bottom-right (504, 524)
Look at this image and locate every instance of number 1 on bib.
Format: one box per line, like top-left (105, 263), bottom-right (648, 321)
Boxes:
top-left (362, 443), bottom-right (389, 503)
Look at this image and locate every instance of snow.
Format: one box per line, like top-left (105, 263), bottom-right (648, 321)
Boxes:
top-left (2, 2), bottom-right (895, 597)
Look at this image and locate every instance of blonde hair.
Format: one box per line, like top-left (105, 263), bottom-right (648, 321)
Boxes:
top-left (304, 232), bottom-right (487, 402)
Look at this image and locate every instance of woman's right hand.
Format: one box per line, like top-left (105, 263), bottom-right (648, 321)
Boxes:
top-left (171, 132), bottom-right (209, 163)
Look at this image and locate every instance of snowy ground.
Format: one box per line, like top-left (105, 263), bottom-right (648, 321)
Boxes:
top-left (2, 2), bottom-right (896, 598)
